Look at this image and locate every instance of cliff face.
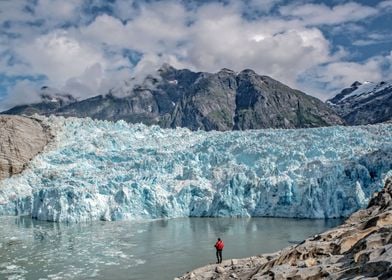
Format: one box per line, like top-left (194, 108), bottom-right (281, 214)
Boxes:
top-left (0, 115), bottom-right (52, 180)
top-left (179, 178), bottom-right (392, 280)
top-left (1, 117), bottom-right (390, 222)
top-left (327, 80), bottom-right (392, 125)
top-left (2, 66), bottom-right (344, 131)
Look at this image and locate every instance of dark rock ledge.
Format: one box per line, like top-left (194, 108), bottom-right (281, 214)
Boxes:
top-left (178, 178), bottom-right (392, 280)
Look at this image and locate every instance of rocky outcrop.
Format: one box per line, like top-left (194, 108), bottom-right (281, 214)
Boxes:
top-left (327, 80), bottom-right (392, 125)
top-left (178, 178), bottom-right (392, 279)
top-left (0, 115), bottom-right (52, 180)
top-left (2, 65), bottom-right (344, 131)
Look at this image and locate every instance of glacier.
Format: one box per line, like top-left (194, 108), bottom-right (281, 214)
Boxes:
top-left (0, 116), bottom-right (391, 222)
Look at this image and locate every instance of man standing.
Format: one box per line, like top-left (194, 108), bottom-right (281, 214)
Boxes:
top-left (214, 238), bottom-right (224, 264)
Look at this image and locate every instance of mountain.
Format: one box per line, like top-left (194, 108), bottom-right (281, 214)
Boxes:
top-left (2, 65), bottom-right (344, 131)
top-left (327, 80), bottom-right (392, 125)
top-left (4, 86), bottom-right (77, 116)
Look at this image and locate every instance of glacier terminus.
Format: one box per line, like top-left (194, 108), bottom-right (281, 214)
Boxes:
top-left (0, 116), bottom-right (391, 222)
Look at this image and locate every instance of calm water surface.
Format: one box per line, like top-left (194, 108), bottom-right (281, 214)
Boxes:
top-left (0, 216), bottom-right (342, 280)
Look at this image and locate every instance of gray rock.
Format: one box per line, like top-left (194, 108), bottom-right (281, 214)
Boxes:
top-left (178, 178), bottom-right (392, 279)
top-left (2, 65), bottom-right (344, 131)
top-left (215, 266), bottom-right (225, 274)
top-left (233, 70), bottom-right (343, 129)
top-left (0, 115), bottom-right (52, 180)
top-left (327, 80), bottom-right (392, 125)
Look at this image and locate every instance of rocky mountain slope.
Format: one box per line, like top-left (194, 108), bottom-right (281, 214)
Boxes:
top-left (2, 65), bottom-right (343, 131)
top-left (0, 115), bottom-right (52, 180)
top-left (179, 177), bottom-right (392, 280)
top-left (327, 80), bottom-right (392, 125)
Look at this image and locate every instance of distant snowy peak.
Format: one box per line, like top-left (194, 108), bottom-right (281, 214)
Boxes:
top-left (327, 80), bottom-right (392, 125)
top-left (340, 81), bottom-right (374, 101)
top-left (328, 80), bottom-right (392, 105)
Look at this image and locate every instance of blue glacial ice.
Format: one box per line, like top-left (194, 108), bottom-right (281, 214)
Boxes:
top-left (0, 116), bottom-right (391, 222)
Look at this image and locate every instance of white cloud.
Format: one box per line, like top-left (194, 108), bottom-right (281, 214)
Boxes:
top-left (167, 2), bottom-right (332, 87)
top-left (352, 32), bottom-right (392, 46)
top-left (378, 0), bottom-right (392, 9)
top-left (352, 39), bottom-right (379, 46)
top-left (0, 2), bottom-right (34, 23)
top-left (81, 2), bottom-right (189, 52)
top-left (0, 0), bottom-right (391, 110)
top-left (325, 59), bottom-right (383, 85)
top-left (279, 2), bottom-right (378, 26)
top-left (78, 1), bottom-right (333, 88)
top-left (0, 26), bottom-right (132, 109)
top-left (299, 54), bottom-right (391, 100)
top-left (385, 51), bottom-right (392, 80)
top-left (34, 0), bottom-right (81, 22)
top-left (1, 80), bottom-right (42, 109)
top-left (15, 30), bottom-right (108, 86)
top-left (329, 23), bottom-right (366, 35)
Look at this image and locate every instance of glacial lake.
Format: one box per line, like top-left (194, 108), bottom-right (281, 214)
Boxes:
top-left (0, 216), bottom-right (342, 280)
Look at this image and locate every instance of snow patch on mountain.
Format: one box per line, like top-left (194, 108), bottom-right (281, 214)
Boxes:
top-left (339, 81), bottom-right (392, 102)
top-left (327, 80), bottom-right (392, 125)
top-left (328, 80), bottom-right (392, 106)
top-left (0, 116), bottom-right (391, 222)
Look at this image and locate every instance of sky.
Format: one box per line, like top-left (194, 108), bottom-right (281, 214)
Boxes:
top-left (0, 0), bottom-right (391, 110)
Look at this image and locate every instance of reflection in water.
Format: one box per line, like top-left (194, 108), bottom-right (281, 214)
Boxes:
top-left (0, 216), bottom-right (342, 280)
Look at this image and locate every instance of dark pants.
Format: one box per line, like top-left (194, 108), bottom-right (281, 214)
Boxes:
top-left (216, 250), bottom-right (223, 263)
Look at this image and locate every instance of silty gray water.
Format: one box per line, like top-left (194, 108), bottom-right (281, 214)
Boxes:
top-left (0, 216), bottom-right (342, 280)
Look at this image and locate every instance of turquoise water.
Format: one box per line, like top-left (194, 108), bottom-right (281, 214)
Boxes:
top-left (0, 216), bottom-right (342, 280)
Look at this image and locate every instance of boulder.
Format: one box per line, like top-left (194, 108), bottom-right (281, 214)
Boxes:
top-left (0, 115), bottom-right (51, 180)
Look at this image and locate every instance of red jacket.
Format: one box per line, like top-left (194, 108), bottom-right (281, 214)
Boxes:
top-left (215, 240), bottom-right (224, 250)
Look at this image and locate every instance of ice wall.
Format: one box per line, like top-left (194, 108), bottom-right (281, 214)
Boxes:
top-left (0, 116), bottom-right (391, 222)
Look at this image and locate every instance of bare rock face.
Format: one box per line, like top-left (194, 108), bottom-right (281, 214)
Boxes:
top-left (327, 80), bottom-right (392, 125)
top-left (179, 178), bottom-right (392, 279)
top-left (0, 115), bottom-right (51, 180)
top-left (2, 65), bottom-right (344, 131)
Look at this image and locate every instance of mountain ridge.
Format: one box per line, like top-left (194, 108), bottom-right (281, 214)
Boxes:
top-left (2, 65), bottom-right (344, 131)
top-left (327, 80), bottom-right (392, 125)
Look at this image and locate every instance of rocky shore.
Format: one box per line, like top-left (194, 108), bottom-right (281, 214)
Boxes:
top-left (0, 115), bottom-right (52, 180)
top-left (178, 178), bottom-right (392, 280)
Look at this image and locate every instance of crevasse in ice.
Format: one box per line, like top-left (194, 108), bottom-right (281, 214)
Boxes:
top-left (0, 116), bottom-right (391, 222)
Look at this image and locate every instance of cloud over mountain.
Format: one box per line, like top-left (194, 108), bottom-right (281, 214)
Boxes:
top-left (0, 0), bottom-right (391, 110)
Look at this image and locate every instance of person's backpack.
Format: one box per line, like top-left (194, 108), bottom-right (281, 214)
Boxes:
top-left (216, 241), bottom-right (224, 250)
